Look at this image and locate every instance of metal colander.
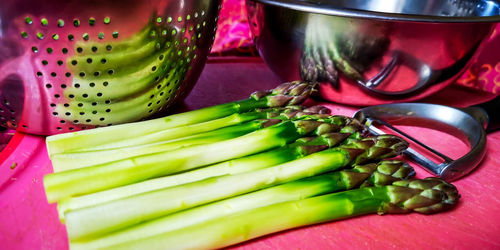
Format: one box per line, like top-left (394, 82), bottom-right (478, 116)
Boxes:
top-left (0, 0), bottom-right (221, 135)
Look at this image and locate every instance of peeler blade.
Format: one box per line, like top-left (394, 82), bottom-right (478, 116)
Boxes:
top-left (353, 103), bottom-right (487, 181)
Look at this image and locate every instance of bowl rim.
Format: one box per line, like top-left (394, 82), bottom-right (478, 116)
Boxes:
top-left (250, 0), bottom-right (500, 23)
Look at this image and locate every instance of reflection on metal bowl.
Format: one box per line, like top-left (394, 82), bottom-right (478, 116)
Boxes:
top-left (246, 0), bottom-right (500, 105)
top-left (0, 0), bottom-right (221, 135)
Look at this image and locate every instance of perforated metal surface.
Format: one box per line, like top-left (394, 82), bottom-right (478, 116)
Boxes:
top-left (0, 0), bottom-right (221, 135)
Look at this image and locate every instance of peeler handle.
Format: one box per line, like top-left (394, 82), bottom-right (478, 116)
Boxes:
top-left (472, 95), bottom-right (500, 133)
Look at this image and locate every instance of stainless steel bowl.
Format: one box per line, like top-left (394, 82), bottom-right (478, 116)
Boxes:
top-left (246, 0), bottom-right (500, 105)
top-left (0, 0), bottom-right (221, 135)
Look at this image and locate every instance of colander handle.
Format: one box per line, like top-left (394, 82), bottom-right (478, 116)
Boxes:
top-left (0, 54), bottom-right (35, 129)
top-left (0, 55), bottom-right (31, 86)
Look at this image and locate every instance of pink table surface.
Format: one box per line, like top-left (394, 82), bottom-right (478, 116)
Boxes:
top-left (1, 57), bottom-right (499, 250)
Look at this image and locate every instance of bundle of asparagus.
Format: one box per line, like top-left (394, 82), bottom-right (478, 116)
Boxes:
top-left (43, 81), bottom-right (460, 249)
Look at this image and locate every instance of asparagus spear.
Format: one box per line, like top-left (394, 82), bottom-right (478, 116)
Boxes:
top-left (44, 116), bottom-right (350, 203)
top-left (51, 119), bottom-right (277, 172)
top-left (70, 161), bottom-right (415, 249)
top-left (106, 178), bottom-right (459, 250)
top-left (64, 105), bottom-right (330, 152)
top-left (56, 132), bottom-right (354, 220)
top-left (50, 106), bottom-right (331, 170)
top-left (46, 81), bottom-right (317, 155)
top-left (63, 135), bottom-right (408, 240)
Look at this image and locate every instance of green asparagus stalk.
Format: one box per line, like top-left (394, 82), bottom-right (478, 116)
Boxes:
top-left (51, 119), bottom-right (278, 172)
top-left (56, 132), bottom-right (354, 221)
top-left (59, 111), bottom-right (273, 152)
top-left (70, 160), bottom-right (415, 249)
top-left (105, 178), bottom-right (459, 250)
top-left (50, 106), bottom-right (331, 170)
top-left (46, 81), bottom-right (317, 155)
top-left (44, 116), bottom-right (350, 203)
top-left (63, 135), bottom-right (408, 240)
top-left (63, 105), bottom-right (330, 152)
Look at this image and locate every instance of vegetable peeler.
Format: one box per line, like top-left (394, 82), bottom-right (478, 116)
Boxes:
top-left (354, 96), bottom-right (500, 181)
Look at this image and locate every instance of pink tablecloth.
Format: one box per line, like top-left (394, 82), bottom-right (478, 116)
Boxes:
top-left (0, 58), bottom-right (499, 249)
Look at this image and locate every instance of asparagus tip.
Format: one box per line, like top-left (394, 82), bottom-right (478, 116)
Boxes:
top-left (303, 105), bottom-right (331, 115)
top-left (358, 161), bottom-right (416, 187)
top-left (382, 177), bottom-right (460, 214)
top-left (261, 119), bottom-right (282, 128)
